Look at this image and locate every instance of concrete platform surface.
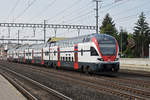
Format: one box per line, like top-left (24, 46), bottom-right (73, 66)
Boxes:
top-left (0, 74), bottom-right (27, 100)
top-left (120, 58), bottom-right (150, 72)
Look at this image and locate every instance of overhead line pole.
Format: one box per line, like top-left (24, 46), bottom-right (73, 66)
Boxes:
top-left (93, 0), bottom-right (101, 34)
top-left (18, 30), bottom-right (19, 45)
top-left (44, 20), bottom-right (46, 43)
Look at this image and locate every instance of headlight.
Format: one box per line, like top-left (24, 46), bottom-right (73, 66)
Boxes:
top-left (97, 58), bottom-right (104, 61)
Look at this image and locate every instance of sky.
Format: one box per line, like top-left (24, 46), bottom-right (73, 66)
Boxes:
top-left (0, 0), bottom-right (150, 44)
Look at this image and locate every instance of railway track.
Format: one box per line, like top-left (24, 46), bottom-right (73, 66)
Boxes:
top-left (0, 66), bottom-right (72, 100)
top-left (30, 65), bottom-right (150, 89)
top-left (22, 64), bottom-right (150, 90)
top-left (21, 66), bottom-right (150, 100)
top-left (1, 73), bottom-right (38, 100)
top-left (1, 62), bottom-right (150, 100)
top-left (97, 76), bottom-right (150, 89)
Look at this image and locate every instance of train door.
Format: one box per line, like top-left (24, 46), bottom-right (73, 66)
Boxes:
top-left (41, 48), bottom-right (44, 65)
top-left (28, 48), bottom-right (30, 61)
top-left (74, 44), bottom-right (78, 70)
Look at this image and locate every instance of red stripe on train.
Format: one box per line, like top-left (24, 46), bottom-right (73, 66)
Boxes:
top-left (115, 39), bottom-right (119, 58)
top-left (41, 48), bottom-right (44, 65)
top-left (92, 37), bottom-right (103, 57)
top-left (32, 50), bottom-right (34, 64)
top-left (74, 44), bottom-right (78, 70)
top-left (57, 47), bottom-right (61, 67)
top-left (92, 37), bottom-right (118, 62)
top-left (102, 39), bottom-right (118, 61)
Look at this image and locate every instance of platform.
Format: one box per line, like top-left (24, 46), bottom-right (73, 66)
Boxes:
top-left (120, 58), bottom-right (150, 72)
top-left (0, 74), bottom-right (27, 100)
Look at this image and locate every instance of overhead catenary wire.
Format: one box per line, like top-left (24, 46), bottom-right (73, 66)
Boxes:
top-left (13, 0), bottom-right (38, 22)
top-left (100, 0), bottom-right (131, 14)
top-left (50, 1), bottom-right (114, 24)
top-left (60, 0), bottom-right (128, 25)
top-left (118, 10), bottom-right (150, 21)
top-left (6, 0), bottom-right (21, 22)
top-left (1, 0), bottom-right (150, 41)
top-left (67, 11), bottom-right (95, 25)
top-left (28, 0), bottom-right (57, 22)
top-left (47, 0), bottom-right (83, 22)
top-left (49, 1), bottom-right (94, 24)
top-left (65, 10), bottom-right (94, 24)
top-left (111, 0), bottom-right (150, 17)
top-left (55, 0), bottom-right (126, 25)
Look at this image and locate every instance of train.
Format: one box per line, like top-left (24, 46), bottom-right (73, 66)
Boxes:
top-left (7, 33), bottom-right (120, 74)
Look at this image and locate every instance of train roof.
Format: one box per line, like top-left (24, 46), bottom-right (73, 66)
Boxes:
top-left (8, 33), bottom-right (115, 51)
top-left (29, 43), bottom-right (45, 49)
top-left (56, 33), bottom-right (115, 45)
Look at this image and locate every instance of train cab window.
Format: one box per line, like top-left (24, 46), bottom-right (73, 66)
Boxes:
top-left (72, 57), bottom-right (74, 62)
top-left (90, 47), bottom-right (98, 56)
top-left (81, 49), bottom-right (83, 56)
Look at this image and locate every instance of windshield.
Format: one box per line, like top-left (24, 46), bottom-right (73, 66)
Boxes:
top-left (98, 38), bottom-right (116, 56)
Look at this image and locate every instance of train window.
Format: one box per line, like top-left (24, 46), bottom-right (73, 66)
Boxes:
top-left (45, 51), bottom-right (49, 56)
top-left (81, 49), bottom-right (83, 56)
top-left (90, 47), bottom-right (98, 56)
top-left (69, 57), bottom-right (71, 62)
top-left (54, 51), bottom-right (56, 56)
top-left (72, 57), bottom-right (74, 62)
top-left (84, 37), bottom-right (90, 42)
top-left (64, 57), bottom-right (65, 61)
top-left (70, 57), bottom-right (72, 62)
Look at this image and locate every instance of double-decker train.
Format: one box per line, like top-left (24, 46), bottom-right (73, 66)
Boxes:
top-left (7, 33), bottom-right (120, 73)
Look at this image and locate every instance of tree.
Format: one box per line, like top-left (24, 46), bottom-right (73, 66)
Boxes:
top-left (119, 28), bottom-right (128, 56)
top-left (133, 12), bottom-right (150, 57)
top-left (124, 34), bottom-right (135, 58)
top-left (100, 13), bottom-right (117, 36)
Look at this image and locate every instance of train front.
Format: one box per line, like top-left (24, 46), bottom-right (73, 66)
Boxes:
top-left (93, 34), bottom-right (120, 72)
